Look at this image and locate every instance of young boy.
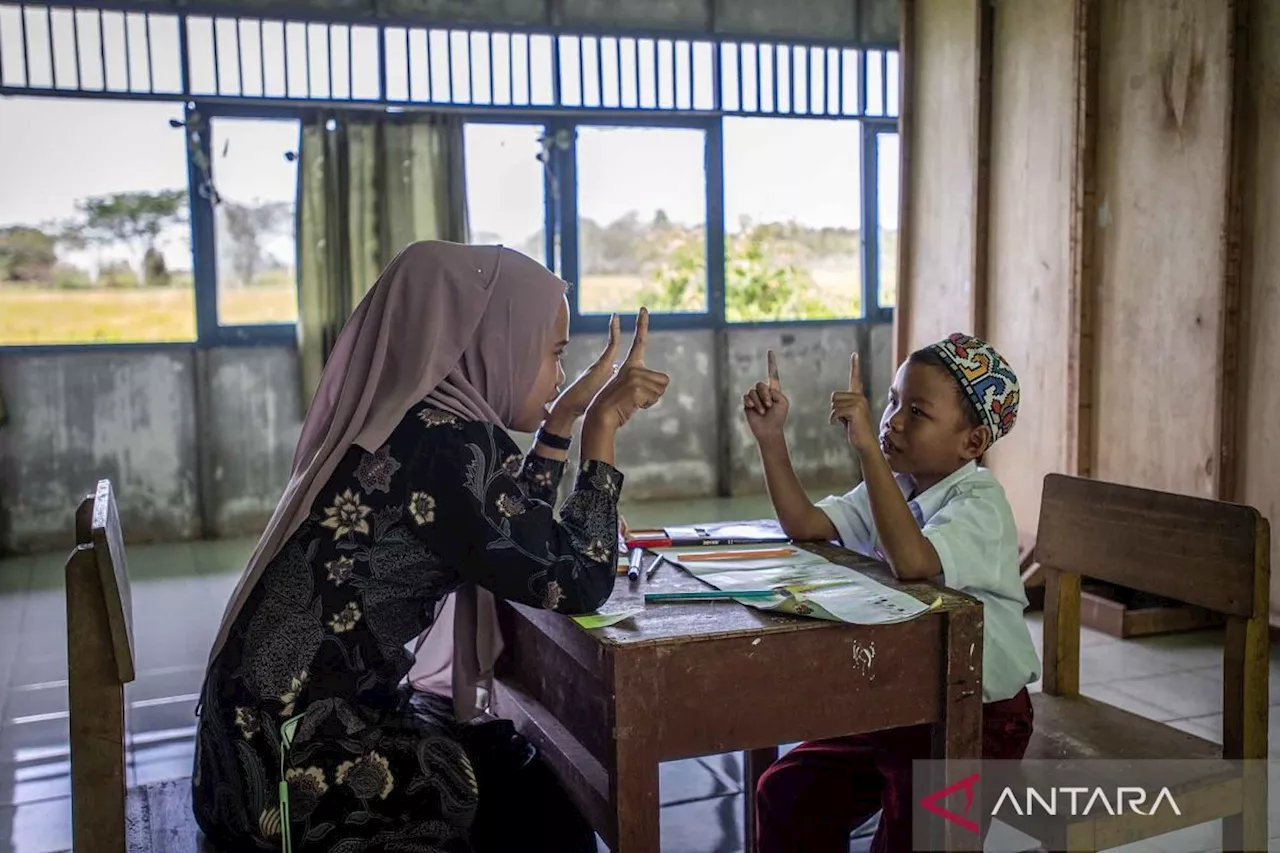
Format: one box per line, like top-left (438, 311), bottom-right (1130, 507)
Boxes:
top-left (742, 332), bottom-right (1040, 853)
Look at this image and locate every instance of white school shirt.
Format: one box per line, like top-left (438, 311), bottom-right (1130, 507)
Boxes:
top-left (816, 461), bottom-right (1041, 703)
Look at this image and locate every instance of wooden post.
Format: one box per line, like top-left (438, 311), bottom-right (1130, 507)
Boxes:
top-left (892, 0), bottom-right (916, 366)
top-left (1066, 0), bottom-right (1099, 480)
top-left (1217, 0), bottom-right (1252, 503)
top-left (970, 0), bottom-right (994, 340)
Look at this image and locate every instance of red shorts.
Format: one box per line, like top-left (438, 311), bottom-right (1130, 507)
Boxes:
top-left (755, 688), bottom-right (1034, 853)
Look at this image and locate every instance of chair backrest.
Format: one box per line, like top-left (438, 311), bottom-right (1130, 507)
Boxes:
top-left (1038, 473), bottom-right (1259, 617)
top-left (67, 479), bottom-right (136, 853)
top-left (1036, 473), bottom-right (1270, 759)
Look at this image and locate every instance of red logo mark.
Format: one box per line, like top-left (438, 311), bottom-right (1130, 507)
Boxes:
top-left (920, 772), bottom-right (981, 835)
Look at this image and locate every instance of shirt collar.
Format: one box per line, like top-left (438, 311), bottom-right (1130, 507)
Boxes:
top-left (895, 461), bottom-right (980, 526)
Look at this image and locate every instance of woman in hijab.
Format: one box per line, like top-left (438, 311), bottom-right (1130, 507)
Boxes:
top-left (192, 241), bottom-right (669, 852)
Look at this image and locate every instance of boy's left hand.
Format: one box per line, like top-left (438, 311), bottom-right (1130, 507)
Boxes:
top-left (830, 353), bottom-right (878, 454)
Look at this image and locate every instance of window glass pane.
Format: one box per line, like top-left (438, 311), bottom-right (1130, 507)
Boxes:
top-left (723, 117), bottom-right (861, 322)
top-left (0, 97), bottom-right (193, 345)
top-left (877, 131), bottom-right (900, 309)
top-left (464, 123), bottom-right (546, 264)
top-left (575, 125), bottom-right (706, 315)
top-left (212, 117), bottom-right (300, 326)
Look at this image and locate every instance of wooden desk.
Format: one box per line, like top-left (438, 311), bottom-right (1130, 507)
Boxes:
top-left (494, 543), bottom-right (985, 852)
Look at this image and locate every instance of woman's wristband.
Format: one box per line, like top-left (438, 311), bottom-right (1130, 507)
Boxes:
top-left (535, 426), bottom-right (572, 451)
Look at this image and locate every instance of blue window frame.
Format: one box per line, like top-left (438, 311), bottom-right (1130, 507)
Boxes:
top-left (0, 1), bottom-right (899, 351)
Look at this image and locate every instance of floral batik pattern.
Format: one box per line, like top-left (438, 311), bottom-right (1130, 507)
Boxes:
top-left (192, 404), bottom-right (621, 852)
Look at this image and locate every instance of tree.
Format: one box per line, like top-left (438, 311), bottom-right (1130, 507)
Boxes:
top-left (724, 226), bottom-right (837, 322)
top-left (639, 229), bottom-right (706, 312)
top-left (637, 223), bottom-right (839, 321)
top-left (69, 190), bottom-right (188, 286)
top-left (219, 200), bottom-right (293, 288)
top-left (0, 226), bottom-right (58, 283)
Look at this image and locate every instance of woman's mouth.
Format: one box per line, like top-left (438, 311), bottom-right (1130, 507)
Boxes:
top-left (879, 434), bottom-right (898, 455)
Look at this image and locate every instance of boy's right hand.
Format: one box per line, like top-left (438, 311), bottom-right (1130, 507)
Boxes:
top-left (743, 349), bottom-right (790, 440)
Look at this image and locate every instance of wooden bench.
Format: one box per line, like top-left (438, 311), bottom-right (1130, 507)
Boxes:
top-left (1015, 474), bottom-right (1270, 851)
top-left (67, 479), bottom-right (215, 852)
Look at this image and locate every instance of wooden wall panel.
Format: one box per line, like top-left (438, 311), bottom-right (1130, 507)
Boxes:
top-left (984, 0), bottom-right (1076, 535)
top-left (1238, 0), bottom-right (1280, 623)
top-left (896, 0), bottom-right (983, 358)
top-left (1092, 0), bottom-right (1232, 498)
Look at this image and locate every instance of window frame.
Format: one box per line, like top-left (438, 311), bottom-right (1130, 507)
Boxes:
top-left (552, 113), bottom-right (722, 335)
top-left (0, 6), bottom-right (900, 354)
top-left (190, 100), bottom-right (307, 348)
top-left (863, 118), bottom-right (898, 326)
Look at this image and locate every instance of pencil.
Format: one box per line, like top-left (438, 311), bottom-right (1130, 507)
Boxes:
top-left (644, 589), bottom-right (779, 602)
top-left (645, 553), bottom-right (667, 579)
top-left (676, 548), bottom-right (797, 563)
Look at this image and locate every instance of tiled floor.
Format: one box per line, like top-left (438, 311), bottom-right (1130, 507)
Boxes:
top-left (0, 496), bottom-right (1275, 852)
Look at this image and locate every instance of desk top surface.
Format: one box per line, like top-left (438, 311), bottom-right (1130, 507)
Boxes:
top-left (529, 542), bottom-right (982, 648)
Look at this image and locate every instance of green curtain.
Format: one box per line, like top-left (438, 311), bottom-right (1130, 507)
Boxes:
top-left (295, 112), bottom-right (469, 408)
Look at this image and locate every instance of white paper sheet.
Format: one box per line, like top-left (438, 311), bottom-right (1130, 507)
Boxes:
top-left (653, 544), bottom-right (930, 625)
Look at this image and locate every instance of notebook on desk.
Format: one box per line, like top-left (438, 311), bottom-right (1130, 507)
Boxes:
top-left (625, 518), bottom-right (790, 549)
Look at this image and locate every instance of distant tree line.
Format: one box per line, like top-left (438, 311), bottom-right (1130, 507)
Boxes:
top-left (6, 192), bottom-right (870, 322)
top-left (0, 189), bottom-right (291, 290)
top-left (475, 209), bottom-right (863, 321)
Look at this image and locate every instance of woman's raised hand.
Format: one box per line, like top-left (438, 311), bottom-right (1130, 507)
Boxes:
top-left (584, 308), bottom-right (670, 430)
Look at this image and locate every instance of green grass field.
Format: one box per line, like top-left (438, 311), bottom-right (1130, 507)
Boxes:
top-left (0, 241), bottom-right (898, 346)
top-left (0, 282), bottom-right (298, 345)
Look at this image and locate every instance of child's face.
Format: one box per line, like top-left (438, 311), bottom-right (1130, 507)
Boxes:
top-left (878, 361), bottom-right (989, 481)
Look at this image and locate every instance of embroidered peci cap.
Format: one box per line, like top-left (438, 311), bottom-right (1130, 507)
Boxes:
top-left (926, 332), bottom-right (1020, 444)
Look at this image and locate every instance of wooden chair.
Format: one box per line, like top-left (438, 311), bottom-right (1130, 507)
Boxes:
top-left (67, 479), bottom-right (215, 852)
top-left (1016, 474), bottom-right (1270, 851)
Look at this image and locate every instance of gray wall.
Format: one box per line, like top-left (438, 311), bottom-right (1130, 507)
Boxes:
top-left (0, 322), bottom-right (891, 555)
top-left (0, 347), bottom-right (303, 555)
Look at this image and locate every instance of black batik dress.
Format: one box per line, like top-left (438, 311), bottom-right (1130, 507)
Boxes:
top-left (192, 403), bottom-right (621, 852)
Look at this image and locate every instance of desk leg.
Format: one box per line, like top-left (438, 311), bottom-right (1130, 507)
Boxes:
top-left (743, 747), bottom-right (778, 853)
top-left (929, 606), bottom-right (984, 852)
top-left (612, 757), bottom-right (659, 852)
top-left (611, 652), bottom-right (662, 852)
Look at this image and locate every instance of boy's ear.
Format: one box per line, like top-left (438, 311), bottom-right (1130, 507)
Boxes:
top-left (961, 425), bottom-right (991, 461)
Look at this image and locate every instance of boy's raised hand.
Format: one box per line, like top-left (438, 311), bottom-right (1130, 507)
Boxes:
top-left (743, 349), bottom-right (790, 440)
top-left (830, 352), bottom-right (877, 453)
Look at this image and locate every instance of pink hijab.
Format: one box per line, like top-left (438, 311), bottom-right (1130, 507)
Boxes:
top-left (208, 240), bottom-right (567, 721)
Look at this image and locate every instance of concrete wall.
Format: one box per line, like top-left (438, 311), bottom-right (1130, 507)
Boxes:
top-left (0, 321), bottom-right (891, 554)
top-left (0, 351), bottom-right (201, 552)
top-left (0, 347), bottom-right (299, 555)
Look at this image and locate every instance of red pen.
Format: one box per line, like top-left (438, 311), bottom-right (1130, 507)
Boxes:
top-left (625, 531), bottom-right (672, 549)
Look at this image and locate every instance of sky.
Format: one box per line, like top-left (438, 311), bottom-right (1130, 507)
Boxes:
top-left (0, 7), bottom-right (900, 271)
